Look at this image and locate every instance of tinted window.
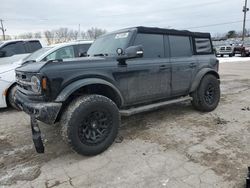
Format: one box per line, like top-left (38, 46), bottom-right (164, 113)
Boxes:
top-left (88, 32), bottom-right (132, 56)
top-left (195, 38), bottom-right (212, 54)
top-left (1, 42), bottom-right (26, 57)
top-left (169, 36), bottom-right (192, 57)
top-left (45, 46), bottom-right (75, 61)
top-left (26, 41), bottom-right (42, 53)
top-left (133, 33), bottom-right (164, 58)
top-left (76, 44), bottom-right (91, 57)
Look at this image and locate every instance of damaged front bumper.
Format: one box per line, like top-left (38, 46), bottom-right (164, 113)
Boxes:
top-left (15, 90), bottom-right (62, 125)
top-left (15, 90), bottom-right (62, 153)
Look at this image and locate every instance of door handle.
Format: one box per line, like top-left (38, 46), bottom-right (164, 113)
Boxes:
top-left (189, 63), bottom-right (197, 68)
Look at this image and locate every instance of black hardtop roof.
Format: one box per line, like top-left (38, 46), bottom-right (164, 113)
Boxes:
top-left (136, 26), bottom-right (211, 38)
top-left (105, 26), bottom-right (211, 38)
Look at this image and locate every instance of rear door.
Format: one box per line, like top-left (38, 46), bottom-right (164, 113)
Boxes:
top-left (169, 35), bottom-right (196, 96)
top-left (125, 33), bottom-right (171, 105)
top-left (25, 41), bottom-right (42, 53)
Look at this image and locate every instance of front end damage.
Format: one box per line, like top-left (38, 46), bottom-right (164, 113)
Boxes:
top-left (15, 89), bottom-right (62, 153)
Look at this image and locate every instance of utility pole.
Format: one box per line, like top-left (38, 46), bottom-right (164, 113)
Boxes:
top-left (242, 0), bottom-right (249, 42)
top-left (0, 19), bottom-right (6, 40)
top-left (78, 24), bottom-right (81, 40)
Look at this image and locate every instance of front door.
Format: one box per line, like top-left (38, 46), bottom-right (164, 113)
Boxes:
top-left (125, 33), bottom-right (171, 105)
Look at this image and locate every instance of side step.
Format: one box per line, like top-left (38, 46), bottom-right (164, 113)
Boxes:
top-left (120, 96), bottom-right (192, 116)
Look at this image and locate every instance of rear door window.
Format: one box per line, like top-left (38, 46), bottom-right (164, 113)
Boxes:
top-left (1, 42), bottom-right (26, 57)
top-left (169, 36), bottom-right (192, 57)
top-left (25, 41), bottom-right (42, 53)
top-left (133, 33), bottom-right (164, 58)
top-left (194, 38), bottom-right (212, 54)
top-left (76, 44), bottom-right (91, 57)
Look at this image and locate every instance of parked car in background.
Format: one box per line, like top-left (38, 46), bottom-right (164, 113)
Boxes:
top-left (216, 45), bottom-right (234, 57)
top-left (0, 39), bottom-right (42, 64)
top-left (233, 44), bottom-right (250, 57)
top-left (22, 40), bottom-right (93, 62)
top-left (0, 40), bottom-right (92, 109)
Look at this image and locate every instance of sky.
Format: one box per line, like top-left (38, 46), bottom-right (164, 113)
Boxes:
top-left (0, 0), bottom-right (247, 37)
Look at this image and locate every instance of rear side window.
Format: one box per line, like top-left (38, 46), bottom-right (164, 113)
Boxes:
top-left (169, 36), bottom-right (192, 57)
top-left (1, 42), bottom-right (26, 57)
top-left (45, 46), bottom-right (75, 61)
top-left (133, 33), bottom-right (164, 58)
top-left (76, 44), bottom-right (91, 57)
top-left (195, 38), bottom-right (212, 54)
top-left (26, 41), bottom-right (42, 53)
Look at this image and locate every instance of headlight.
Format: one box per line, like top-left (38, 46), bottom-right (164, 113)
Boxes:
top-left (30, 76), bottom-right (41, 93)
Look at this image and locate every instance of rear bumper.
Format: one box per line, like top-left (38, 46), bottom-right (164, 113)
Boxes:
top-left (216, 51), bottom-right (233, 55)
top-left (15, 90), bottom-right (62, 124)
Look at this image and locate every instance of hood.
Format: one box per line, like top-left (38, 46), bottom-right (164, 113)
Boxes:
top-left (15, 60), bottom-right (47, 73)
top-left (0, 60), bottom-right (23, 74)
top-left (15, 56), bottom-right (107, 73)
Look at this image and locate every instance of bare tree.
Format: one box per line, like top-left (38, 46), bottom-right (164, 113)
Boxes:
top-left (80, 31), bottom-right (86, 40)
top-left (86, 27), bottom-right (107, 40)
top-left (16, 32), bottom-right (33, 39)
top-left (44, 30), bottom-right (54, 45)
top-left (34, 32), bottom-right (42, 38)
top-left (0, 35), bottom-right (11, 41)
top-left (68, 30), bottom-right (78, 41)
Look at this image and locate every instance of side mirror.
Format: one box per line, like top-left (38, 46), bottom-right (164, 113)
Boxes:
top-left (0, 51), bottom-right (6, 58)
top-left (117, 45), bottom-right (143, 62)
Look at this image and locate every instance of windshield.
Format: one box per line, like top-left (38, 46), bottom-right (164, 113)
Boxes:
top-left (24, 47), bottom-right (52, 61)
top-left (87, 31), bottom-right (132, 57)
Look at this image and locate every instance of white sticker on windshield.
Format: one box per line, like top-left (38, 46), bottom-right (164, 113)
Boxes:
top-left (115, 32), bottom-right (129, 39)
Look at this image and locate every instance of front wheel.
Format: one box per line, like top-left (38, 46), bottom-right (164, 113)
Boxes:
top-left (61, 95), bottom-right (120, 156)
top-left (191, 75), bottom-right (220, 112)
top-left (7, 85), bottom-right (20, 110)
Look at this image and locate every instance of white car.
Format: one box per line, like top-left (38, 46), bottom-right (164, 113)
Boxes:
top-left (0, 40), bottom-right (93, 109)
top-left (0, 39), bottom-right (42, 63)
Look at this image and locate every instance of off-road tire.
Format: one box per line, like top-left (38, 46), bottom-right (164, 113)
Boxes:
top-left (191, 74), bottom-right (220, 112)
top-left (7, 85), bottom-right (20, 110)
top-left (60, 95), bottom-right (120, 156)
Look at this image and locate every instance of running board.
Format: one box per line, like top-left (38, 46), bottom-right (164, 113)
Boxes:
top-left (120, 96), bottom-right (192, 116)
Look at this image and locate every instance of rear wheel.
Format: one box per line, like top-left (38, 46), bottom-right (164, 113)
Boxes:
top-left (61, 95), bottom-right (120, 156)
top-left (191, 74), bottom-right (220, 112)
top-left (241, 51), bottom-right (246, 57)
top-left (7, 85), bottom-right (20, 110)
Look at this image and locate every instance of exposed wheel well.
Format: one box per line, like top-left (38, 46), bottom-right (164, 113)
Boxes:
top-left (205, 71), bottom-right (220, 80)
top-left (56, 84), bottom-right (122, 122)
top-left (5, 83), bottom-right (16, 107)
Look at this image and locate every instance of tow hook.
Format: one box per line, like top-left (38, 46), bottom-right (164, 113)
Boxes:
top-left (31, 116), bottom-right (44, 153)
top-left (247, 167), bottom-right (250, 188)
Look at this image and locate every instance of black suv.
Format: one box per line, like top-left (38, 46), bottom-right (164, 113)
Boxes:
top-left (15, 26), bottom-right (220, 156)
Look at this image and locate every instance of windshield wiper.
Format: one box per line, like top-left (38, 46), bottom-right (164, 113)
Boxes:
top-left (22, 60), bottom-right (36, 65)
top-left (93, 53), bottom-right (108, 57)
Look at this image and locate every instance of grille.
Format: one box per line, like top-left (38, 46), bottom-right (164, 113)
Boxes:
top-left (16, 71), bottom-right (33, 92)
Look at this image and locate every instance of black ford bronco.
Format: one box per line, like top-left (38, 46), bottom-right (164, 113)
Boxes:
top-left (15, 26), bottom-right (220, 156)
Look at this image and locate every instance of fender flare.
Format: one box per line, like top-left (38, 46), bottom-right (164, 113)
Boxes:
top-left (55, 78), bottom-right (124, 105)
top-left (190, 68), bottom-right (220, 93)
